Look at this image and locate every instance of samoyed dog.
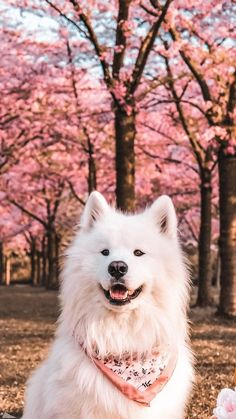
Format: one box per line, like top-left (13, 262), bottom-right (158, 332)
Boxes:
top-left (22, 192), bottom-right (193, 419)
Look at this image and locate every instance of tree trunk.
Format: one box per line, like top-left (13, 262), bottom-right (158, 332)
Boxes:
top-left (56, 233), bottom-right (60, 278)
top-left (30, 239), bottom-right (37, 285)
top-left (46, 228), bottom-right (59, 289)
top-left (114, 103), bottom-right (135, 211)
top-left (0, 242), bottom-right (4, 284)
top-left (5, 256), bottom-right (11, 286)
top-left (196, 169), bottom-right (213, 306)
top-left (41, 235), bottom-right (47, 286)
top-left (88, 137), bottom-right (97, 193)
top-left (218, 152), bottom-right (236, 316)
top-left (36, 250), bottom-right (41, 286)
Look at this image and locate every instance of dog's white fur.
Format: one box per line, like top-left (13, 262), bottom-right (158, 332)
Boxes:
top-left (22, 192), bottom-right (194, 419)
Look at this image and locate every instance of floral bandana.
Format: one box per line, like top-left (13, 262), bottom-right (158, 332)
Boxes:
top-left (85, 346), bottom-right (178, 407)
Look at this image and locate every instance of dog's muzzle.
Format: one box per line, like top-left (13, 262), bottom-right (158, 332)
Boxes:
top-left (100, 282), bottom-right (143, 306)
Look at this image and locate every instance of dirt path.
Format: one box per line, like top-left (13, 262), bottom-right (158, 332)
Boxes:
top-left (0, 286), bottom-right (235, 418)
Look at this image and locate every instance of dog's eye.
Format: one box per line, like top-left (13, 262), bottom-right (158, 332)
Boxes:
top-left (134, 249), bottom-right (145, 257)
top-left (101, 249), bottom-right (110, 256)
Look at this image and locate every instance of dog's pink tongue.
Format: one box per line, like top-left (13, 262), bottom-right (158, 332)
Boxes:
top-left (110, 288), bottom-right (128, 300)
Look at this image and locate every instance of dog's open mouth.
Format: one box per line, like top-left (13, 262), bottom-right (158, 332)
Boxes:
top-left (100, 283), bottom-right (143, 306)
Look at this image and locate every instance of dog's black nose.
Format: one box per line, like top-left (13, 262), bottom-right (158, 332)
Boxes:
top-left (108, 261), bottom-right (128, 279)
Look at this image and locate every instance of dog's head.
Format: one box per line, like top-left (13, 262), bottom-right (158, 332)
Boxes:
top-left (60, 192), bottom-right (189, 355)
top-left (64, 191), bottom-right (184, 308)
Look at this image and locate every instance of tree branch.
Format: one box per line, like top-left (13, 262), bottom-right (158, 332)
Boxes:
top-left (52, 181), bottom-right (65, 219)
top-left (163, 49), bottom-right (205, 168)
top-left (182, 214), bottom-right (198, 242)
top-left (227, 70), bottom-right (236, 118)
top-left (139, 121), bottom-right (180, 145)
top-left (69, 0), bottom-right (113, 89)
top-left (112, 0), bottom-right (131, 79)
top-left (0, 114), bottom-right (19, 126)
top-left (140, 3), bottom-right (158, 17)
top-left (129, 0), bottom-right (172, 94)
top-left (9, 200), bottom-right (47, 228)
top-left (66, 40), bottom-right (79, 102)
top-left (67, 180), bottom-right (85, 206)
top-left (45, 0), bottom-right (88, 37)
top-left (169, 27), bottom-right (212, 104)
top-left (138, 144), bottom-right (199, 174)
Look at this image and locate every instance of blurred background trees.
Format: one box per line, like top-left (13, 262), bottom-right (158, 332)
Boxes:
top-left (0, 0), bottom-right (235, 316)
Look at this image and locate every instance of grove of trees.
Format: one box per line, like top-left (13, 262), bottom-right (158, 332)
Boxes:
top-left (0, 0), bottom-right (235, 316)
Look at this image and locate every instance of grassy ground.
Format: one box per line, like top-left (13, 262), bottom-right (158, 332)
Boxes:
top-left (0, 286), bottom-right (235, 418)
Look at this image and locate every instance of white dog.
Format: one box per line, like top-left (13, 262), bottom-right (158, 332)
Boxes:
top-left (22, 192), bottom-right (193, 419)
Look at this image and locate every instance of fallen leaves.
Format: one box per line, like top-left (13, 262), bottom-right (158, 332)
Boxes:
top-left (0, 287), bottom-right (235, 418)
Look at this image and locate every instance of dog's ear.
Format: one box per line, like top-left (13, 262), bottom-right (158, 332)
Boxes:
top-left (80, 191), bottom-right (109, 230)
top-left (149, 195), bottom-right (177, 239)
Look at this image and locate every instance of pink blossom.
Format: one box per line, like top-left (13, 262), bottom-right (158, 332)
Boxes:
top-left (111, 80), bottom-right (127, 104)
top-left (213, 388), bottom-right (236, 419)
top-left (114, 44), bottom-right (124, 53)
top-left (99, 50), bottom-right (109, 61)
top-left (224, 146), bottom-right (235, 156)
top-left (120, 19), bottom-right (135, 36)
top-left (58, 27), bottom-right (69, 39)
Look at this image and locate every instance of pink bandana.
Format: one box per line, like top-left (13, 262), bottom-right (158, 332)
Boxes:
top-left (86, 347), bottom-right (177, 407)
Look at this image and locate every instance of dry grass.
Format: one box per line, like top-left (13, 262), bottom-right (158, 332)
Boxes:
top-left (0, 286), bottom-right (235, 418)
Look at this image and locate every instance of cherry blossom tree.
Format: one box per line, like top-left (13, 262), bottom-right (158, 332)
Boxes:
top-left (37, 0), bottom-right (173, 210)
top-left (132, 0), bottom-right (235, 312)
top-left (1, 0), bottom-right (236, 316)
top-left (163, 0), bottom-right (236, 314)
top-left (0, 11), bottom-right (115, 287)
top-left (156, 49), bottom-right (218, 306)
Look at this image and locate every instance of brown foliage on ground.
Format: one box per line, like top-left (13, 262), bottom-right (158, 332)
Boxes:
top-left (0, 286), bottom-right (235, 418)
